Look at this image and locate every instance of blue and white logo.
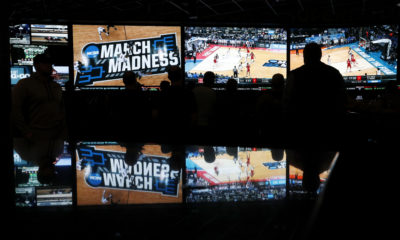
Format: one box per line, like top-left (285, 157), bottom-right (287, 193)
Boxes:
top-left (85, 45), bottom-right (100, 59)
top-left (88, 173), bottom-right (102, 186)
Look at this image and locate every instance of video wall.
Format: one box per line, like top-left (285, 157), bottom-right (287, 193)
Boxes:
top-left (14, 142), bottom-right (303, 207)
top-left (13, 139), bottom-right (73, 207)
top-left (9, 23), bottom-right (398, 91)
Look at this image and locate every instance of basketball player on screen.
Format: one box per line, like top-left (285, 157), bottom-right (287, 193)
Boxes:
top-left (347, 58), bottom-right (352, 72)
top-left (351, 53), bottom-right (357, 66)
top-left (246, 63), bottom-right (251, 77)
top-left (98, 26), bottom-right (107, 41)
top-left (250, 52), bottom-right (255, 64)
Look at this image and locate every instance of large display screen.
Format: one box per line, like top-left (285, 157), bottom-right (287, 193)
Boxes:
top-left (184, 26), bottom-right (287, 90)
top-left (76, 142), bottom-right (183, 205)
top-left (290, 25), bottom-right (398, 84)
top-left (185, 146), bottom-right (286, 203)
top-left (14, 140), bottom-right (73, 207)
top-left (73, 25), bottom-right (181, 90)
top-left (9, 24), bottom-right (70, 88)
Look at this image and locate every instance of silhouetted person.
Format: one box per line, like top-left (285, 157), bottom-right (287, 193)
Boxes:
top-left (14, 137), bottom-right (65, 184)
top-left (160, 80), bottom-right (170, 92)
top-left (203, 146), bottom-right (216, 163)
top-left (121, 142), bottom-right (144, 166)
top-left (193, 71), bottom-right (217, 129)
top-left (217, 78), bottom-right (241, 139)
top-left (226, 78), bottom-right (238, 92)
top-left (12, 53), bottom-right (67, 140)
top-left (256, 73), bottom-right (285, 139)
top-left (110, 71), bottom-right (150, 138)
top-left (374, 81), bottom-right (400, 114)
top-left (286, 149), bottom-right (337, 193)
top-left (122, 71), bottom-right (143, 91)
top-left (156, 66), bottom-right (197, 139)
top-left (284, 42), bottom-right (347, 146)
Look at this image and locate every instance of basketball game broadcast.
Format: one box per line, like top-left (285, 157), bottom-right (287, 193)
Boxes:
top-left (185, 146), bottom-right (286, 203)
top-left (73, 25), bottom-right (181, 90)
top-left (76, 142), bottom-right (183, 206)
top-left (184, 26), bottom-right (287, 89)
top-left (290, 25), bottom-right (398, 84)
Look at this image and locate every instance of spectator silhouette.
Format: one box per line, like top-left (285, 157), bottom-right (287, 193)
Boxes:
top-left (14, 137), bottom-right (65, 184)
top-left (203, 146), bottom-right (216, 163)
top-left (284, 42), bottom-right (347, 146)
top-left (120, 142), bottom-right (144, 166)
top-left (155, 66), bottom-right (197, 139)
top-left (256, 73), bottom-right (285, 140)
top-left (160, 80), bottom-right (170, 92)
top-left (123, 71), bottom-right (143, 91)
top-left (286, 149), bottom-right (337, 193)
top-left (12, 53), bottom-right (67, 140)
top-left (110, 71), bottom-right (151, 139)
top-left (283, 43), bottom-right (345, 194)
top-left (216, 78), bottom-right (241, 140)
top-left (193, 71), bottom-right (217, 130)
top-left (374, 81), bottom-right (400, 114)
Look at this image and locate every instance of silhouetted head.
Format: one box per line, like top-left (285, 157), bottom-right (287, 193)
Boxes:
top-left (271, 148), bottom-right (284, 161)
top-left (122, 71), bottom-right (139, 89)
top-left (168, 66), bottom-right (183, 85)
top-left (226, 147), bottom-right (238, 159)
top-left (203, 146), bottom-right (216, 163)
top-left (226, 78), bottom-right (238, 92)
top-left (303, 42), bottom-right (322, 65)
top-left (302, 168), bottom-right (321, 193)
top-left (37, 157), bottom-right (57, 184)
top-left (125, 145), bottom-right (143, 165)
top-left (385, 81), bottom-right (398, 94)
top-left (33, 54), bottom-right (53, 77)
top-left (160, 80), bottom-right (171, 91)
top-left (271, 73), bottom-right (284, 91)
top-left (203, 71), bottom-right (215, 87)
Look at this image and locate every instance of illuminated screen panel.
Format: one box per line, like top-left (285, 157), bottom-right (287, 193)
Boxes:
top-left (31, 24), bottom-right (68, 45)
top-left (76, 142), bottom-right (183, 206)
top-left (9, 24), bottom-right (71, 88)
top-left (9, 24), bottom-right (31, 45)
top-left (290, 25), bottom-right (398, 84)
top-left (73, 25), bottom-right (181, 90)
top-left (185, 146), bottom-right (286, 203)
top-left (287, 150), bottom-right (339, 198)
top-left (184, 26), bottom-right (287, 90)
top-left (13, 140), bottom-right (73, 207)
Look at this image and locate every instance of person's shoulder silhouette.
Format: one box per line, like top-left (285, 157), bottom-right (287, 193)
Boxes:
top-left (285, 42), bottom-right (346, 115)
top-left (284, 42), bottom-right (347, 146)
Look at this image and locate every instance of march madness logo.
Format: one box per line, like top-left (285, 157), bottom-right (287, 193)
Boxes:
top-left (75, 34), bottom-right (180, 86)
top-left (77, 146), bottom-right (181, 197)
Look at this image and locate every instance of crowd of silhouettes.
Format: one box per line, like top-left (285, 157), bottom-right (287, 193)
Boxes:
top-left (10, 44), bottom-right (400, 188)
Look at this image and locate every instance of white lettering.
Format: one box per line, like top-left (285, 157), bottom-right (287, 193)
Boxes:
top-left (142, 41), bottom-right (150, 54)
top-left (108, 58), bottom-right (121, 73)
top-left (143, 162), bottom-right (152, 176)
top-left (103, 173), bottom-right (116, 186)
top-left (153, 163), bottom-right (161, 177)
top-left (101, 44), bottom-right (114, 58)
top-left (135, 176), bottom-right (143, 189)
top-left (134, 161), bottom-right (142, 175)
